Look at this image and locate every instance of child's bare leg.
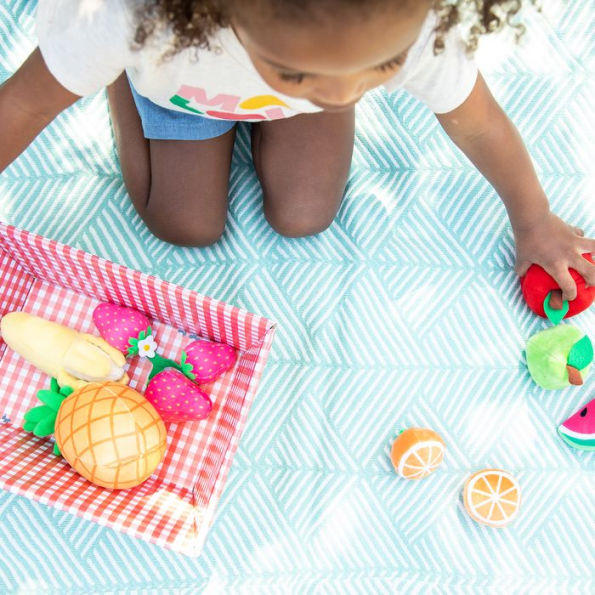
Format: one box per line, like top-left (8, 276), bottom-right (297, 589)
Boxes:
top-left (250, 108), bottom-right (354, 237)
top-left (106, 73), bottom-right (236, 246)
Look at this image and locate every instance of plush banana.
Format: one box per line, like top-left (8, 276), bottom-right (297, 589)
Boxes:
top-left (0, 312), bottom-right (129, 390)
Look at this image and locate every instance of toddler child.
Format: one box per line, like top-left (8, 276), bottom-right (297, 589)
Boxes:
top-left (1, 0), bottom-right (593, 299)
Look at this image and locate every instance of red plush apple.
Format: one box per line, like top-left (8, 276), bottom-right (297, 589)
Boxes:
top-left (521, 253), bottom-right (595, 319)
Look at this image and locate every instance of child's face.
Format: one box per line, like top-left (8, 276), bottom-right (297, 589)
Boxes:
top-left (232, 2), bottom-right (431, 110)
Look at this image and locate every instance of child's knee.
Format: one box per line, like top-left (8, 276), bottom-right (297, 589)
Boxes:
top-left (264, 194), bottom-right (338, 238)
top-left (153, 221), bottom-right (225, 247)
top-left (266, 214), bottom-right (333, 238)
top-left (143, 207), bottom-right (226, 247)
top-left (158, 226), bottom-right (225, 247)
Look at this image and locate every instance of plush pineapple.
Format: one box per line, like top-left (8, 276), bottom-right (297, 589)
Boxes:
top-left (24, 380), bottom-right (167, 489)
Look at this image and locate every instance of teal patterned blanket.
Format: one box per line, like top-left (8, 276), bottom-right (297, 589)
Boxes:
top-left (0, 1), bottom-right (593, 592)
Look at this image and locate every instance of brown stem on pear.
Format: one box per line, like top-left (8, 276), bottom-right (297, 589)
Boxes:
top-left (566, 365), bottom-right (583, 386)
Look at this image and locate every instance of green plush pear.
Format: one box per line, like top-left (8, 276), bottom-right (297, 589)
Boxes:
top-left (526, 325), bottom-right (593, 389)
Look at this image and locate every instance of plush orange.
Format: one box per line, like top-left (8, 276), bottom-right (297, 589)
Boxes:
top-left (463, 469), bottom-right (521, 528)
top-left (390, 428), bottom-right (445, 480)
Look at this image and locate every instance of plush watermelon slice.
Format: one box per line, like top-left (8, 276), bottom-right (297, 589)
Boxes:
top-left (558, 397), bottom-right (595, 451)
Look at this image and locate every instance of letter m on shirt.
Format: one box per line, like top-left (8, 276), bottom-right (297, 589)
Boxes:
top-left (175, 86), bottom-right (240, 112)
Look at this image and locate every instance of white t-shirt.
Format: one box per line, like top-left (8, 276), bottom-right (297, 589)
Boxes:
top-left (36, 0), bottom-right (478, 120)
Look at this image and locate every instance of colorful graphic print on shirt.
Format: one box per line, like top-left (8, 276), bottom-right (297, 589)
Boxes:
top-left (170, 85), bottom-right (292, 120)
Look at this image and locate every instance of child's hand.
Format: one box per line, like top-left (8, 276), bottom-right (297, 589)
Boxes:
top-left (513, 211), bottom-right (595, 301)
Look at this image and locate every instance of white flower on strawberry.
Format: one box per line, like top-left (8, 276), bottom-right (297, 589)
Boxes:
top-left (137, 335), bottom-right (158, 359)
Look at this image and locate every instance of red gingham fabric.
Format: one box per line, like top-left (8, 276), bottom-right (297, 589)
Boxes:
top-left (0, 249), bottom-right (32, 329)
top-left (0, 223), bottom-right (276, 555)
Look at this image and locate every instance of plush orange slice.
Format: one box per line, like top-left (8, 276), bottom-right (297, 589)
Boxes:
top-left (390, 428), bottom-right (445, 480)
top-left (464, 469), bottom-right (521, 527)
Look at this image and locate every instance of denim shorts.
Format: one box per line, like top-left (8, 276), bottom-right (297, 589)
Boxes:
top-left (128, 79), bottom-right (236, 141)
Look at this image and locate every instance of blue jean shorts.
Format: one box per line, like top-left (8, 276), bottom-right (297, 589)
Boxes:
top-left (128, 79), bottom-right (236, 141)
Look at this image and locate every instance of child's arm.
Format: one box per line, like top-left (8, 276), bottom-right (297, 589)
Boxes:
top-left (0, 48), bottom-right (80, 173)
top-left (436, 72), bottom-right (595, 300)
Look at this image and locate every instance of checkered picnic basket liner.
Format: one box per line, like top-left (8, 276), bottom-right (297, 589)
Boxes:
top-left (0, 222), bottom-right (276, 555)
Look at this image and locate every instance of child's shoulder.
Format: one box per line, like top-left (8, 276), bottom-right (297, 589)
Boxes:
top-left (37, 0), bottom-right (133, 34)
top-left (36, 0), bottom-right (137, 97)
top-left (383, 10), bottom-right (478, 115)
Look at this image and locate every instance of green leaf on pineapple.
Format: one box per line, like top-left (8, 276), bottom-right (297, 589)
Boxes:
top-left (568, 335), bottom-right (594, 371)
top-left (23, 379), bottom-right (65, 437)
top-left (33, 415), bottom-right (57, 437)
top-left (23, 420), bottom-right (37, 433)
top-left (37, 389), bottom-right (66, 410)
top-left (24, 405), bottom-right (55, 424)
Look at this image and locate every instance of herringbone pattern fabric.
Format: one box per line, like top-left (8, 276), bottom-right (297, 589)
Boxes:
top-left (0, 0), bottom-right (593, 591)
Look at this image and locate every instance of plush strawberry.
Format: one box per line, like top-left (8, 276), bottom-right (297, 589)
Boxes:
top-left (184, 340), bottom-right (237, 383)
top-left (93, 303), bottom-right (150, 354)
top-left (145, 368), bottom-right (212, 422)
top-left (93, 302), bottom-right (235, 424)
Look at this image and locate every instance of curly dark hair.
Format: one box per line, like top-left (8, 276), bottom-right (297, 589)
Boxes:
top-left (433, 0), bottom-right (539, 53)
top-left (133, 0), bottom-right (539, 58)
